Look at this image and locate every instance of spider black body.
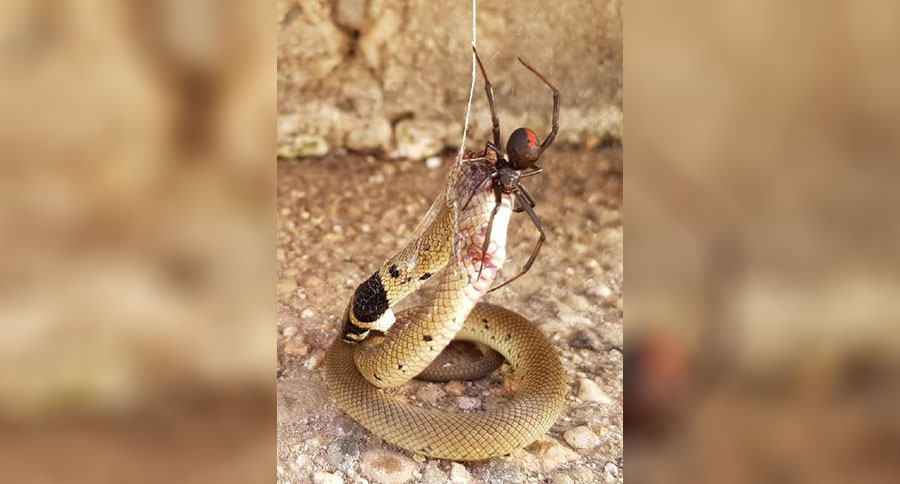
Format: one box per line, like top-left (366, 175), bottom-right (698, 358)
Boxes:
top-left (466, 47), bottom-right (559, 292)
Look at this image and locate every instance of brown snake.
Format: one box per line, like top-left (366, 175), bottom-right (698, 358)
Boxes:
top-left (324, 154), bottom-right (567, 460)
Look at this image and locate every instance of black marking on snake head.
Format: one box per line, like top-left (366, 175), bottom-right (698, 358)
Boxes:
top-left (423, 335), bottom-right (433, 342)
top-left (398, 364), bottom-right (404, 370)
top-left (373, 373), bottom-right (382, 381)
top-left (507, 333), bottom-right (512, 340)
top-left (351, 272), bottom-right (389, 324)
top-left (419, 272), bottom-right (432, 281)
top-left (388, 264), bottom-right (400, 278)
top-left (404, 276), bottom-right (412, 283)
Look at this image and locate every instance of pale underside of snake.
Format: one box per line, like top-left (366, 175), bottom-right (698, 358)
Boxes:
top-left (324, 154), bottom-right (567, 461)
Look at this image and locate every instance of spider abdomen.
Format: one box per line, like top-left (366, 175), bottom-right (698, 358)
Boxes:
top-left (507, 127), bottom-right (540, 169)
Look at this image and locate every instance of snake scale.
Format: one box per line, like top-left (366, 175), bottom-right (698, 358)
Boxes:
top-left (325, 155), bottom-right (567, 460)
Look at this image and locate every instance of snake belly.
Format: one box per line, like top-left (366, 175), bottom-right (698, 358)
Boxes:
top-left (324, 160), bottom-right (567, 461)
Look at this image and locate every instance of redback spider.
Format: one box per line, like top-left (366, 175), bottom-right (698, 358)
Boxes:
top-left (463, 46), bottom-right (559, 292)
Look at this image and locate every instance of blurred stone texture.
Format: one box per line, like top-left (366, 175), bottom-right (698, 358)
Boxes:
top-left (277, 0), bottom-right (623, 158)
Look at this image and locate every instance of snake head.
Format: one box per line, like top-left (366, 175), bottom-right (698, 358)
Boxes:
top-left (341, 272), bottom-right (394, 343)
top-left (341, 273), bottom-right (397, 343)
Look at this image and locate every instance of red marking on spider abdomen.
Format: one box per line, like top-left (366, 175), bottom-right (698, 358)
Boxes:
top-left (526, 129), bottom-right (538, 149)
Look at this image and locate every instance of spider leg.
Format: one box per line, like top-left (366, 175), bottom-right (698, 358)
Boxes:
top-left (463, 156), bottom-right (489, 163)
top-left (476, 184), bottom-right (504, 282)
top-left (515, 170), bottom-right (542, 211)
top-left (513, 198), bottom-right (526, 213)
top-left (488, 191), bottom-right (545, 293)
top-left (520, 166), bottom-right (543, 179)
top-left (485, 142), bottom-right (503, 160)
top-left (474, 47), bottom-right (501, 147)
top-left (517, 57), bottom-right (559, 155)
top-left (513, 183), bottom-right (537, 213)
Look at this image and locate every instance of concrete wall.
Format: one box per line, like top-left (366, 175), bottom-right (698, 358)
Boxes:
top-left (277, 0), bottom-right (622, 159)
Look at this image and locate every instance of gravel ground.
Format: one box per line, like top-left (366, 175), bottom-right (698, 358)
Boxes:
top-left (276, 147), bottom-right (622, 484)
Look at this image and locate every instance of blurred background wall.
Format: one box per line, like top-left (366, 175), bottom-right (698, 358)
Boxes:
top-left (0, 1), bottom-right (274, 482)
top-left (277, 0), bottom-right (622, 159)
top-left (627, 0), bottom-right (900, 482)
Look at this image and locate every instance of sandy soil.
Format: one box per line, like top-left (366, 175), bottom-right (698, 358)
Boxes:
top-left (276, 147), bottom-right (623, 484)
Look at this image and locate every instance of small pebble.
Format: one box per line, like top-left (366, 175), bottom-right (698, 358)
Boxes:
top-left (282, 326), bottom-right (297, 337)
top-left (359, 448), bottom-right (416, 484)
top-left (283, 339), bottom-right (309, 356)
top-left (301, 308), bottom-right (315, 318)
top-left (416, 384), bottom-right (444, 405)
top-left (564, 426), bottom-right (601, 449)
top-left (593, 284), bottom-right (612, 297)
top-left (326, 437), bottom-right (361, 468)
top-left (572, 468), bottom-right (597, 483)
top-left (508, 447), bottom-right (541, 474)
top-left (577, 379), bottom-right (613, 405)
top-left (305, 350), bottom-right (326, 369)
top-left (449, 462), bottom-right (472, 483)
top-left (527, 438), bottom-right (579, 471)
top-left (421, 461), bottom-right (446, 484)
top-left (552, 475), bottom-right (574, 484)
top-left (456, 396), bottom-right (481, 410)
top-left (425, 156), bottom-right (442, 169)
top-left (444, 381), bottom-right (465, 396)
top-left (277, 279), bottom-right (297, 294)
top-left (295, 454), bottom-right (310, 469)
top-left (503, 376), bottom-right (518, 395)
top-left (314, 471), bottom-right (345, 484)
top-left (569, 329), bottom-right (602, 351)
top-left (488, 386), bottom-right (506, 397)
top-left (604, 462), bottom-right (619, 477)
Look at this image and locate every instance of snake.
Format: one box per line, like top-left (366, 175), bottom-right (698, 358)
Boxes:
top-left (324, 154), bottom-right (567, 461)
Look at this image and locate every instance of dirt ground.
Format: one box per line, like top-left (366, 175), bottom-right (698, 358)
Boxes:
top-left (276, 147), bottom-right (623, 484)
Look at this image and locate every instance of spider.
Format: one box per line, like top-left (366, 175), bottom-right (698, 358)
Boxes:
top-left (464, 46), bottom-right (559, 293)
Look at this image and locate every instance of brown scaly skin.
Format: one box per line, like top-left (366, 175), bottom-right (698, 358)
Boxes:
top-left (325, 157), bottom-right (566, 461)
